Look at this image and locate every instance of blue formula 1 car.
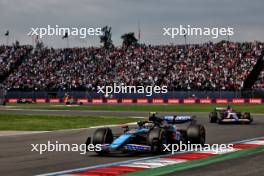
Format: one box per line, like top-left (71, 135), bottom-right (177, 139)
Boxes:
top-left (86, 113), bottom-right (206, 155)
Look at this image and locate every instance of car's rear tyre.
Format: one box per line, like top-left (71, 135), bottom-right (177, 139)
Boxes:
top-left (243, 112), bottom-right (253, 123)
top-left (147, 128), bottom-right (166, 154)
top-left (209, 112), bottom-right (217, 123)
top-left (92, 128), bottom-right (113, 154)
top-left (187, 124), bottom-right (206, 145)
top-left (243, 112), bottom-right (250, 118)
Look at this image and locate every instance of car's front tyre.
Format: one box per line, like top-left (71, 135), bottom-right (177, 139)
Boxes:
top-left (209, 111), bottom-right (217, 123)
top-left (147, 128), bottom-right (166, 154)
top-left (92, 127), bottom-right (113, 154)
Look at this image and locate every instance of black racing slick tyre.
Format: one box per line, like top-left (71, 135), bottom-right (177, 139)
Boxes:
top-left (209, 111), bottom-right (217, 123)
top-left (243, 112), bottom-right (253, 124)
top-left (187, 124), bottom-right (206, 145)
top-left (92, 128), bottom-right (113, 154)
top-left (147, 128), bottom-right (166, 154)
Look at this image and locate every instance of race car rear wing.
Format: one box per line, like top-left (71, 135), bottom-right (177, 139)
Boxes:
top-left (163, 115), bottom-right (196, 124)
top-left (215, 107), bottom-right (227, 111)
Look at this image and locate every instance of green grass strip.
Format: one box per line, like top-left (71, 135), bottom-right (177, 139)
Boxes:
top-left (0, 113), bottom-right (138, 131)
top-left (6, 104), bottom-right (264, 113)
top-left (122, 146), bottom-right (264, 176)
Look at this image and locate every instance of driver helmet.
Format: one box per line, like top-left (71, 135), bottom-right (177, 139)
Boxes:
top-left (149, 112), bottom-right (157, 117)
top-left (227, 105), bottom-right (233, 111)
top-left (149, 112), bottom-right (157, 121)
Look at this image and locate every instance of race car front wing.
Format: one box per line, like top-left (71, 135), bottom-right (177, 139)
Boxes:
top-left (101, 144), bottom-right (151, 152)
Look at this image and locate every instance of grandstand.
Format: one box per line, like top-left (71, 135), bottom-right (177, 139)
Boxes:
top-left (253, 70), bottom-right (264, 89)
top-left (0, 41), bottom-right (263, 99)
top-left (0, 84), bottom-right (6, 105)
top-left (0, 44), bottom-right (32, 83)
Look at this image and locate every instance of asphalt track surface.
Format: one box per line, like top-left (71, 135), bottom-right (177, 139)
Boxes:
top-left (0, 109), bottom-right (264, 176)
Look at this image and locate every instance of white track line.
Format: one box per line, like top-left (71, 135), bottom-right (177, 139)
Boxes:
top-left (0, 131), bottom-right (49, 137)
top-left (0, 122), bottom-right (138, 137)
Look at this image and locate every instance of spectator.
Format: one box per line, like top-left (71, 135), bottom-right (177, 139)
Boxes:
top-left (2, 41), bottom-right (263, 91)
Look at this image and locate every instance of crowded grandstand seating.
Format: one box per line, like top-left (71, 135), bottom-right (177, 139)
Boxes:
top-left (0, 44), bottom-right (32, 79)
top-left (253, 70), bottom-right (264, 89)
top-left (2, 41), bottom-right (264, 91)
